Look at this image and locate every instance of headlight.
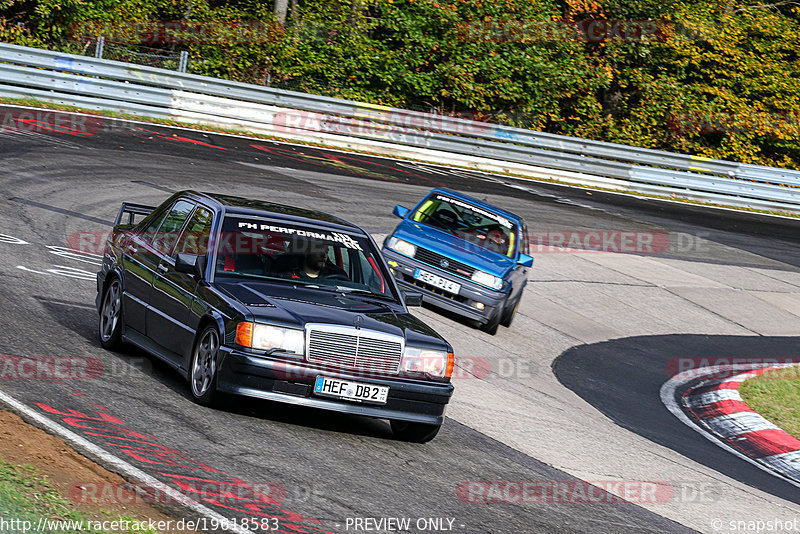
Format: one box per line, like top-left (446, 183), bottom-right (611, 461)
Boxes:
top-left (402, 346), bottom-right (454, 378)
top-left (471, 270), bottom-right (503, 290)
top-left (236, 322), bottom-right (304, 356)
top-left (387, 236), bottom-right (417, 258)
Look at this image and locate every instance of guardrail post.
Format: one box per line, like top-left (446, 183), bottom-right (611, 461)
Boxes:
top-left (94, 36), bottom-right (105, 59)
top-left (178, 51), bottom-right (188, 73)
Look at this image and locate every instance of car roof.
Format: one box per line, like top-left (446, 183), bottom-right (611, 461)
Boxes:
top-left (427, 188), bottom-right (524, 224)
top-left (179, 191), bottom-right (363, 233)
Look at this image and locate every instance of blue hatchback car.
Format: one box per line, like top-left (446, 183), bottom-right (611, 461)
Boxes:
top-left (382, 189), bottom-right (533, 335)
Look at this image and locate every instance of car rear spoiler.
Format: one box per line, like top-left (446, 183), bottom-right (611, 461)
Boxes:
top-left (115, 202), bottom-right (156, 226)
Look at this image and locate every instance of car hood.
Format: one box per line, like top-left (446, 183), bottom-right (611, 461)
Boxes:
top-left (216, 280), bottom-right (447, 348)
top-left (392, 220), bottom-right (516, 277)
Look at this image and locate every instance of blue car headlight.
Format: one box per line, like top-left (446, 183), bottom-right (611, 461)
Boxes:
top-left (471, 270), bottom-right (503, 290)
top-left (387, 236), bottom-right (417, 258)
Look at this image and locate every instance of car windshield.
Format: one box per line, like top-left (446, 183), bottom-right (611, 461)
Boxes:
top-left (410, 193), bottom-right (518, 257)
top-left (213, 216), bottom-right (396, 299)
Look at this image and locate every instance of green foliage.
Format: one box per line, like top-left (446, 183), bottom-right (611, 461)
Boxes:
top-left (0, 0), bottom-right (798, 168)
top-left (0, 456), bottom-right (158, 534)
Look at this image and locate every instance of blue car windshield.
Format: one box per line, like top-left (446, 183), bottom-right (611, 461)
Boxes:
top-left (411, 194), bottom-right (518, 257)
top-left (212, 216), bottom-right (396, 299)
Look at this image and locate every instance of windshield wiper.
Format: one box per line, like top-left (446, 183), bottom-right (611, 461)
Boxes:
top-left (314, 285), bottom-right (398, 302)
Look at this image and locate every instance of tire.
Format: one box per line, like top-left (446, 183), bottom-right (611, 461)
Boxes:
top-left (500, 293), bottom-right (522, 328)
top-left (190, 325), bottom-right (220, 406)
top-left (480, 308), bottom-right (501, 335)
top-left (390, 420), bottom-right (441, 443)
top-left (98, 278), bottom-right (123, 350)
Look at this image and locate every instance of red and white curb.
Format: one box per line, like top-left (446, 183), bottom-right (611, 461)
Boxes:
top-left (661, 363), bottom-right (800, 488)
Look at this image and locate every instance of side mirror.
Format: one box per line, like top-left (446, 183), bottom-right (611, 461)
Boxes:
top-left (393, 205), bottom-right (410, 219)
top-left (518, 253), bottom-right (534, 268)
top-left (404, 291), bottom-right (423, 307)
top-left (175, 253), bottom-right (205, 279)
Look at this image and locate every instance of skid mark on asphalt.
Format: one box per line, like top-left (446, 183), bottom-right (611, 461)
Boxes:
top-left (135, 128), bottom-right (228, 150)
top-left (0, 130), bottom-right (90, 150)
top-left (32, 296), bottom-right (96, 311)
top-left (132, 180), bottom-right (177, 193)
top-left (9, 197), bottom-right (112, 225)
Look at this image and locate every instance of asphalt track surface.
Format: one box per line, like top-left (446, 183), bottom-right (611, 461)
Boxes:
top-left (1, 106), bottom-right (800, 533)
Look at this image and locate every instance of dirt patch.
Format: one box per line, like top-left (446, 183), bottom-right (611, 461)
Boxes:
top-left (0, 409), bottom-right (198, 532)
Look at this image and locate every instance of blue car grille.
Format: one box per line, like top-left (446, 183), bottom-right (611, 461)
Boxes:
top-left (414, 247), bottom-right (475, 278)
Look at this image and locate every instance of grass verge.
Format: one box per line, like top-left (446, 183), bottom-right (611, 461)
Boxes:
top-left (739, 367), bottom-right (800, 439)
top-left (0, 456), bottom-right (157, 533)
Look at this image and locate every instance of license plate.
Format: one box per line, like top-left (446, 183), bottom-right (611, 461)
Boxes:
top-left (314, 376), bottom-right (389, 404)
top-left (414, 268), bottom-right (461, 294)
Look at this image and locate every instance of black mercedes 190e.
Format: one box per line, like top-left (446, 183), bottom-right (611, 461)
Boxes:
top-left (96, 191), bottom-right (454, 442)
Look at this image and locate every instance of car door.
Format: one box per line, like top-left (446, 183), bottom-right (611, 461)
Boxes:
top-left (143, 199), bottom-right (195, 362)
top-left (149, 204), bottom-right (214, 361)
top-left (509, 221), bottom-right (530, 298)
top-left (121, 205), bottom-right (172, 334)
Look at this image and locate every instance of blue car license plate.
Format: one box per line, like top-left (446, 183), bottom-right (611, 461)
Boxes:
top-left (414, 268), bottom-right (461, 294)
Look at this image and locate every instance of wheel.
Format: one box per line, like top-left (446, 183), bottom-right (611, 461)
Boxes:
top-left (99, 278), bottom-right (123, 350)
top-left (190, 325), bottom-right (220, 406)
top-left (480, 308), bottom-right (501, 335)
top-left (390, 420), bottom-right (441, 443)
top-left (500, 293), bottom-right (522, 328)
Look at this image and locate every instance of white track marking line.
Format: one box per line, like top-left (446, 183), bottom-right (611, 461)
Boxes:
top-left (0, 387), bottom-right (253, 534)
top-left (660, 363), bottom-right (800, 488)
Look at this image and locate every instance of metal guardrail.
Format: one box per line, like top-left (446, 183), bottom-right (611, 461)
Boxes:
top-left (1, 41), bottom-right (799, 214)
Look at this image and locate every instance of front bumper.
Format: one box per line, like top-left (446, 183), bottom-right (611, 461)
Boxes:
top-left (216, 347), bottom-right (454, 425)
top-left (382, 248), bottom-right (506, 324)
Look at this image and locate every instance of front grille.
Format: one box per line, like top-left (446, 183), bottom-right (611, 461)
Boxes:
top-left (402, 274), bottom-right (469, 303)
top-left (415, 247), bottom-right (475, 278)
top-left (307, 326), bottom-right (403, 375)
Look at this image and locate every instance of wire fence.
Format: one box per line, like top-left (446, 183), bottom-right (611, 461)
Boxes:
top-left (67, 37), bottom-right (189, 72)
